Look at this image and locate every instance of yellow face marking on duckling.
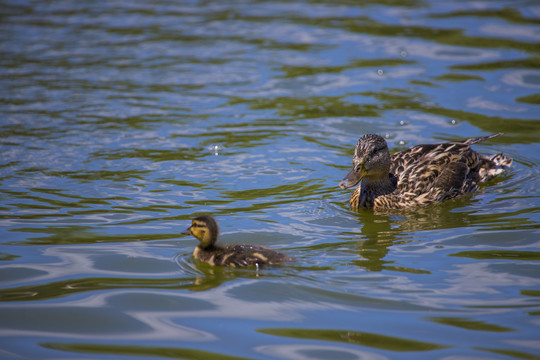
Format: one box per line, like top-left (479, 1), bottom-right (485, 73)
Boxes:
top-left (188, 219), bottom-right (215, 248)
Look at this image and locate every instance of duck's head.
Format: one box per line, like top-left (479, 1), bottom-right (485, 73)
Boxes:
top-left (339, 134), bottom-right (391, 189)
top-left (183, 216), bottom-right (219, 249)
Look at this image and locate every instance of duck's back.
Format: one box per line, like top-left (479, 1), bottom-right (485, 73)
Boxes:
top-left (374, 135), bottom-right (511, 209)
top-left (194, 244), bottom-right (293, 267)
top-left (390, 142), bottom-right (479, 194)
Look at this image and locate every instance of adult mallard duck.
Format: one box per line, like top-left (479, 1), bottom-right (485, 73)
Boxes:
top-left (183, 216), bottom-right (293, 267)
top-left (339, 133), bottom-right (512, 210)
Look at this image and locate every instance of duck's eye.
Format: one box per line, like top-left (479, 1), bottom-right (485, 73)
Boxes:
top-left (373, 148), bottom-right (379, 155)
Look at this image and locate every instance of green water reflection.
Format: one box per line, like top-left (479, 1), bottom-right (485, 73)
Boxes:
top-left (258, 328), bottom-right (449, 352)
top-left (277, 58), bottom-right (416, 78)
top-left (41, 343), bottom-right (253, 360)
top-left (1, 0), bottom-right (539, 359)
top-left (5, 226), bottom-right (179, 246)
top-left (427, 317), bottom-right (514, 332)
top-left (429, 7), bottom-right (540, 25)
top-left (516, 93), bottom-right (540, 105)
top-left (475, 347), bottom-right (540, 360)
top-left (450, 250), bottom-right (540, 261)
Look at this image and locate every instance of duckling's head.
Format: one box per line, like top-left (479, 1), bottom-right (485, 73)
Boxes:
top-left (184, 216), bottom-right (219, 249)
top-left (339, 134), bottom-right (391, 189)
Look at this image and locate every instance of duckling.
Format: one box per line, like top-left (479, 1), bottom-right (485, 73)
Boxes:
top-left (183, 216), bottom-right (293, 267)
top-left (339, 133), bottom-right (512, 210)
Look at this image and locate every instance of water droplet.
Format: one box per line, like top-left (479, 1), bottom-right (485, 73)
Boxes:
top-left (399, 120), bottom-right (408, 126)
top-left (398, 140), bottom-right (406, 145)
top-left (208, 144), bottom-right (224, 155)
top-left (450, 119), bottom-right (457, 125)
top-left (400, 49), bottom-right (408, 58)
top-left (377, 69), bottom-right (384, 76)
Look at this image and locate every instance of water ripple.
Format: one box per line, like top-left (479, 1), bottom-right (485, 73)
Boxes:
top-left (1, 1), bottom-right (539, 359)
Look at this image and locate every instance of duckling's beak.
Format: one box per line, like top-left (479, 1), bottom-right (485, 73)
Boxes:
top-left (339, 163), bottom-right (365, 189)
top-left (182, 226), bottom-right (192, 235)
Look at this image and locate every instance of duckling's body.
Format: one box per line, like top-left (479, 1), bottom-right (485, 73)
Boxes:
top-left (193, 243), bottom-right (292, 267)
top-left (184, 216), bottom-right (293, 267)
top-left (340, 133), bottom-right (512, 210)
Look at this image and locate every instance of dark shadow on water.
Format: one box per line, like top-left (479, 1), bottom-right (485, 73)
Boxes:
top-left (342, 184), bottom-right (536, 272)
top-left (342, 202), bottom-right (464, 272)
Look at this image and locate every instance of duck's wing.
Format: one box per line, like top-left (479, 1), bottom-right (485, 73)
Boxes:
top-left (390, 143), bottom-right (441, 176)
top-left (374, 134), bottom-right (507, 210)
top-left (389, 133), bottom-right (503, 177)
top-left (375, 149), bottom-right (470, 209)
top-left (390, 141), bottom-right (483, 196)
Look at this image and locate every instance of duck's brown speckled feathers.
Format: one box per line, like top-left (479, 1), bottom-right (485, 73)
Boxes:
top-left (340, 133), bottom-right (512, 210)
top-left (184, 216), bottom-right (293, 267)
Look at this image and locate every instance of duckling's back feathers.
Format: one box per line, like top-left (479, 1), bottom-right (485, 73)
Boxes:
top-left (194, 244), bottom-right (293, 267)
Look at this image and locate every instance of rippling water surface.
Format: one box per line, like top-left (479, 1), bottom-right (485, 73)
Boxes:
top-left (1, 1), bottom-right (540, 359)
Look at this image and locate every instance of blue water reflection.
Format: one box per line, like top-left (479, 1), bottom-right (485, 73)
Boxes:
top-left (1, 0), bottom-right (540, 359)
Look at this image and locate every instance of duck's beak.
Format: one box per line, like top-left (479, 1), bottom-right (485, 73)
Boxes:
top-left (339, 163), bottom-right (365, 189)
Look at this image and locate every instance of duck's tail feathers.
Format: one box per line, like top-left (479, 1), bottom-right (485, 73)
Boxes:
top-left (488, 153), bottom-right (513, 176)
top-left (478, 152), bottom-right (512, 182)
top-left (464, 132), bottom-right (503, 145)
